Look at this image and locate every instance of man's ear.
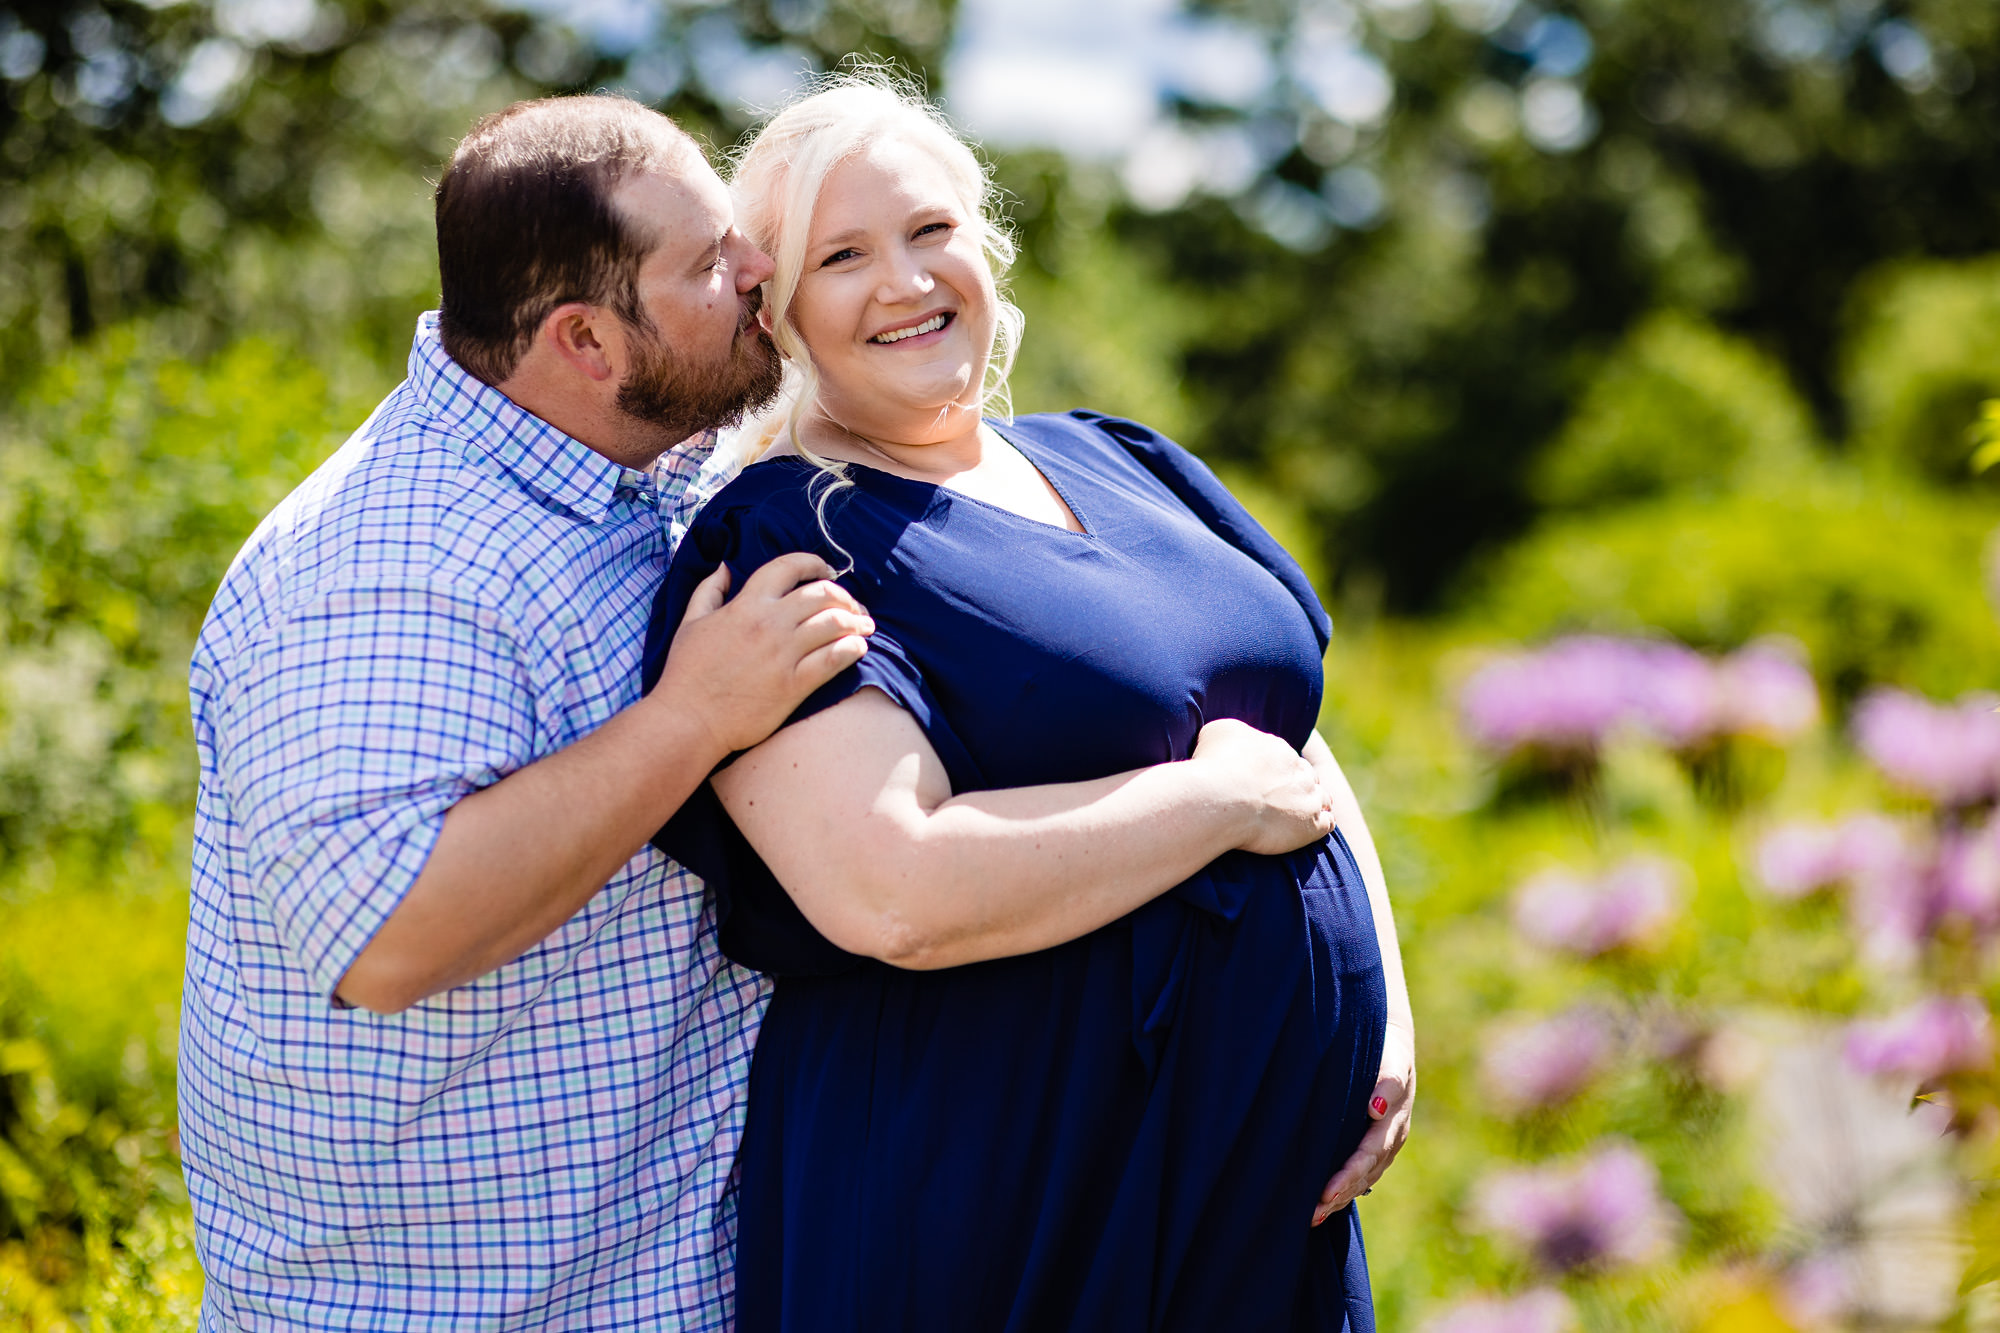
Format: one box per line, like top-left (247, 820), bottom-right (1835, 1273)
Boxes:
top-left (539, 302), bottom-right (619, 383)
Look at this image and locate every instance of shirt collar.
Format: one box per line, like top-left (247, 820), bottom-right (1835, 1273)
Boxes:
top-left (408, 311), bottom-right (631, 524)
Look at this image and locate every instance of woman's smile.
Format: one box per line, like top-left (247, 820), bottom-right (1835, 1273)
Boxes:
top-left (869, 310), bottom-right (955, 346)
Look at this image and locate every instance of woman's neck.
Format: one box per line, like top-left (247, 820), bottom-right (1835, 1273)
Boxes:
top-left (800, 406), bottom-right (990, 483)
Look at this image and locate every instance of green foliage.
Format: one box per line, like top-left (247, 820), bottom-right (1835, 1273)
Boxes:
top-left (0, 328), bottom-right (361, 858)
top-left (1844, 256), bottom-right (2000, 483)
top-left (1532, 314), bottom-right (1820, 509)
top-left (0, 0), bottom-right (957, 390)
top-left (0, 873), bottom-right (193, 1329)
top-left (1469, 472), bottom-right (2000, 704)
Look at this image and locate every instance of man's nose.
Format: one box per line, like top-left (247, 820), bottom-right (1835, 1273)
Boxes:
top-left (734, 232), bottom-right (775, 291)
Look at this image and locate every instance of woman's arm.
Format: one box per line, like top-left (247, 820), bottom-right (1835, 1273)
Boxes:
top-left (1303, 730), bottom-right (1416, 1225)
top-left (710, 689), bottom-right (1335, 971)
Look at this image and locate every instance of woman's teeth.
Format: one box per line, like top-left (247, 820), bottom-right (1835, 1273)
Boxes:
top-left (872, 314), bottom-right (948, 344)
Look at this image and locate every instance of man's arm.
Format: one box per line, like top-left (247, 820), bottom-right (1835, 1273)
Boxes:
top-left (334, 553), bottom-right (871, 1013)
top-left (1305, 730), bottom-right (1415, 1225)
top-left (710, 691), bottom-right (1337, 971)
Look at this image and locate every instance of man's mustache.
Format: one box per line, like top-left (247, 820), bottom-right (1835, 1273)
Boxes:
top-left (738, 284), bottom-right (764, 332)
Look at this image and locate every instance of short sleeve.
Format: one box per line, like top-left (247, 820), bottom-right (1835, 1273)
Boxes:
top-left (643, 486), bottom-right (935, 738)
top-left (212, 577), bottom-right (538, 1000)
top-left (643, 482), bottom-right (943, 977)
top-left (1071, 410), bottom-right (1333, 655)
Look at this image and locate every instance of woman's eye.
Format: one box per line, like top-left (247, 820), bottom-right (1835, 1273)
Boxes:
top-left (820, 248), bottom-right (860, 267)
top-left (914, 222), bottom-right (951, 239)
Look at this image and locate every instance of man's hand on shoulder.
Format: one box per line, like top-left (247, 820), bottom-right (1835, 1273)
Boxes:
top-left (652, 553), bottom-right (874, 755)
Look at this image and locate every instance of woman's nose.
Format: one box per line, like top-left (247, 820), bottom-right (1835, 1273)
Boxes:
top-left (876, 248), bottom-right (935, 304)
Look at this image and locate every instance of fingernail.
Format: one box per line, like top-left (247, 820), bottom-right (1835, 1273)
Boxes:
top-left (1371, 1095), bottom-right (1388, 1116)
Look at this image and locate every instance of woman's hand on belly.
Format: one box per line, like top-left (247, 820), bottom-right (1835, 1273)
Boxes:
top-left (709, 691), bottom-right (1338, 969)
top-left (1191, 718), bottom-right (1339, 857)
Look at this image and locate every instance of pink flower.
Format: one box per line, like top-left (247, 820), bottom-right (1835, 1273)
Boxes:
top-left (1627, 642), bottom-right (1721, 749)
top-left (1715, 642), bottom-right (1821, 741)
top-left (1420, 1289), bottom-right (1575, 1333)
top-left (1461, 636), bottom-right (1822, 758)
top-left (1936, 820), bottom-right (2000, 929)
top-left (1472, 1143), bottom-right (1678, 1274)
top-left (1754, 814), bottom-right (1912, 900)
top-left (1852, 689), bottom-right (2000, 807)
top-left (1460, 638), bottom-right (1657, 753)
top-left (1512, 856), bottom-right (1680, 956)
top-left (1481, 1009), bottom-right (1614, 1112)
top-left (1845, 997), bottom-right (1993, 1082)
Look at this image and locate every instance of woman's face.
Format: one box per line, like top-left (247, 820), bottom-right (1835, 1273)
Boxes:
top-left (788, 134), bottom-right (998, 445)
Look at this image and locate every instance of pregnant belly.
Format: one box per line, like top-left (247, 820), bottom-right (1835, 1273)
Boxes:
top-left (741, 833), bottom-right (1388, 1279)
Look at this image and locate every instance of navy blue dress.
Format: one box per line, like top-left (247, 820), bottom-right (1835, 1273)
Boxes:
top-left (643, 411), bottom-right (1386, 1332)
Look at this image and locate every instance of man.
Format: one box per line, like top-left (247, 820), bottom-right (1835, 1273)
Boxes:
top-left (183, 93), bottom-right (1406, 1331)
top-left (182, 96), bottom-right (874, 1329)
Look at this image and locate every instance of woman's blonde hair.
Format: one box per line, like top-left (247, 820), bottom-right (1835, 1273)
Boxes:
top-left (727, 71), bottom-right (1026, 489)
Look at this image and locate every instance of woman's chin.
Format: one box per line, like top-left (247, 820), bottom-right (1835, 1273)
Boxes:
top-left (828, 379), bottom-right (982, 433)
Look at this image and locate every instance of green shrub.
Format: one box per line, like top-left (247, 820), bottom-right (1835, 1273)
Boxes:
top-left (1532, 313), bottom-right (1820, 510)
top-left (1466, 470), bottom-right (2000, 704)
top-left (0, 329), bottom-right (363, 860)
top-left (1842, 255), bottom-right (2000, 483)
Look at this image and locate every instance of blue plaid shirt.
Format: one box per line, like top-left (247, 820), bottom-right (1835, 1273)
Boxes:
top-left (182, 313), bottom-right (766, 1330)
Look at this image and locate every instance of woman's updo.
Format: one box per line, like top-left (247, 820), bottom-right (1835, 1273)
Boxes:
top-left (728, 72), bottom-right (1025, 467)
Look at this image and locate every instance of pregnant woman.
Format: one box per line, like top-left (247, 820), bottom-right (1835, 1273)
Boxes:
top-left (644, 79), bottom-right (1414, 1331)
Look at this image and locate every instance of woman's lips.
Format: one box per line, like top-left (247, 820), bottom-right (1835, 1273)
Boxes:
top-left (869, 311), bottom-right (955, 346)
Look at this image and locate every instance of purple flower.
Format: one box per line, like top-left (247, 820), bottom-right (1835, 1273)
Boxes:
top-left (1512, 856), bottom-right (1680, 956)
top-left (1460, 637), bottom-right (1656, 753)
top-left (1420, 1289), bottom-right (1575, 1333)
top-left (1754, 814), bottom-right (1912, 900)
top-left (1715, 642), bottom-right (1821, 741)
top-left (1852, 689), bottom-right (2000, 807)
top-left (1845, 997), bottom-right (1993, 1083)
top-left (1481, 1009), bottom-right (1614, 1112)
top-left (1627, 641), bottom-right (1721, 749)
top-left (1937, 820), bottom-right (2000, 929)
top-left (1472, 1142), bottom-right (1678, 1274)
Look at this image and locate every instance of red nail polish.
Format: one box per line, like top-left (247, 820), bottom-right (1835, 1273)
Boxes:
top-left (1371, 1095), bottom-right (1388, 1116)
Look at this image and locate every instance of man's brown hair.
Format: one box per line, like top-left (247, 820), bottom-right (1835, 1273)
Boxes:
top-left (435, 95), bottom-right (694, 386)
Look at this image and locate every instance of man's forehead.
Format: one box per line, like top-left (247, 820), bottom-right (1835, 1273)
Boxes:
top-left (616, 156), bottom-right (731, 257)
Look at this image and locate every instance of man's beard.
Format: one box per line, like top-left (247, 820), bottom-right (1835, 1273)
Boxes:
top-left (616, 298), bottom-right (783, 443)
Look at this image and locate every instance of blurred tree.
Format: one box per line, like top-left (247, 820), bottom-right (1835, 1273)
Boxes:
top-left (10, 0), bottom-right (2000, 610)
top-left (0, 0), bottom-right (954, 388)
top-left (1530, 312), bottom-right (1819, 508)
top-left (1842, 253), bottom-right (2000, 482)
top-left (1054, 0), bottom-right (2000, 606)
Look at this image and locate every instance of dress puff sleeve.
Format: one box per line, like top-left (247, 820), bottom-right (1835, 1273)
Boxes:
top-left (640, 473), bottom-right (939, 976)
top-left (1068, 410), bottom-right (1333, 656)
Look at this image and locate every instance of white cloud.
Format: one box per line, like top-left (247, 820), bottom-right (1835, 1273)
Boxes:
top-left (1154, 19), bottom-right (1274, 108)
top-left (948, 50), bottom-right (1158, 160)
top-left (508, 0), bottom-right (659, 56)
top-left (946, 0), bottom-right (1276, 162)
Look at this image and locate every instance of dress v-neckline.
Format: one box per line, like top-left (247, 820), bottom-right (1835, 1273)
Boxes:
top-left (768, 423), bottom-right (1094, 539)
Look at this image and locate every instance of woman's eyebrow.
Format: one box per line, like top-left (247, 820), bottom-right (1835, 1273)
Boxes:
top-left (812, 226), bottom-right (867, 251)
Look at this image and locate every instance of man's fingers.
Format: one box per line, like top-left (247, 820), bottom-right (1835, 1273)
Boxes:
top-left (685, 564), bottom-right (732, 620)
top-left (793, 606), bottom-right (875, 653)
top-left (740, 551), bottom-right (839, 597)
top-left (780, 578), bottom-right (868, 624)
top-left (794, 634), bottom-right (870, 691)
